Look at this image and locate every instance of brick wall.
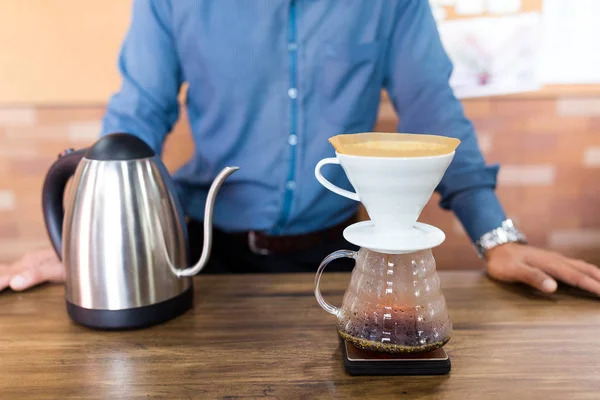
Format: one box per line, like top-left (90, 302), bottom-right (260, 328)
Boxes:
top-left (1, 95), bottom-right (599, 268)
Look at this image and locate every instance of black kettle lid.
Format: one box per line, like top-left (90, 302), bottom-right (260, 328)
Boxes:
top-left (84, 133), bottom-right (155, 161)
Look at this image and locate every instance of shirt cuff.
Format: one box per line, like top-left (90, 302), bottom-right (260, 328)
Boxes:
top-left (446, 188), bottom-right (507, 244)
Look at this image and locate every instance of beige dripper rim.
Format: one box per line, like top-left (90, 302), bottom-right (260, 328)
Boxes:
top-left (329, 132), bottom-right (461, 158)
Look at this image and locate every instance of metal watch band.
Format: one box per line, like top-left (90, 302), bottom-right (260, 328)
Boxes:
top-left (474, 219), bottom-right (527, 258)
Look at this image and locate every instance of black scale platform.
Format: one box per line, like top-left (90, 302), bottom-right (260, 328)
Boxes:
top-left (340, 338), bottom-right (451, 376)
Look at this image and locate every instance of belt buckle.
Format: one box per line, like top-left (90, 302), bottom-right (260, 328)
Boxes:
top-left (248, 231), bottom-right (270, 255)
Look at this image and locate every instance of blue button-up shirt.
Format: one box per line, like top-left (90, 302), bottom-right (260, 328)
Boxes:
top-left (101, 0), bottom-right (506, 243)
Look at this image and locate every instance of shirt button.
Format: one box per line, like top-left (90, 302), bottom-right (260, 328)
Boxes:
top-left (288, 88), bottom-right (298, 99)
top-left (287, 42), bottom-right (298, 51)
top-left (288, 134), bottom-right (298, 146)
top-left (286, 181), bottom-right (296, 190)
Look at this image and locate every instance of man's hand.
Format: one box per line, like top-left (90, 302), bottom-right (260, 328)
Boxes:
top-left (485, 243), bottom-right (600, 296)
top-left (0, 248), bottom-right (65, 292)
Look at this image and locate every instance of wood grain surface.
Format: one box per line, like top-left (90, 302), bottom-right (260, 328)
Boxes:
top-left (0, 271), bottom-right (599, 399)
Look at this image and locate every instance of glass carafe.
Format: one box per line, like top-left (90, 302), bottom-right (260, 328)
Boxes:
top-left (315, 247), bottom-right (452, 354)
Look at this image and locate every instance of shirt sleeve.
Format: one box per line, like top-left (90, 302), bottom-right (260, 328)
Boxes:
top-left (384, 0), bottom-right (506, 243)
top-left (100, 0), bottom-right (182, 155)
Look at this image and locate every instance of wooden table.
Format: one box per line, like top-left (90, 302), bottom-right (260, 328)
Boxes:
top-left (1, 271), bottom-right (599, 399)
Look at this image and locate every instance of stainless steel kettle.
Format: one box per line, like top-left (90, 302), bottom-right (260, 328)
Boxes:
top-left (41, 133), bottom-right (238, 329)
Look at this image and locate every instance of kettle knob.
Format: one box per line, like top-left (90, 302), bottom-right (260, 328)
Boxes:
top-left (84, 133), bottom-right (155, 161)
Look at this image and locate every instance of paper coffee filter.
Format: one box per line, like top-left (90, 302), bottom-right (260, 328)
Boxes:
top-left (329, 132), bottom-right (460, 157)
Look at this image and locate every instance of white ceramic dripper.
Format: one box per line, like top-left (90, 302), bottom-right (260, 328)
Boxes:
top-left (315, 149), bottom-right (455, 253)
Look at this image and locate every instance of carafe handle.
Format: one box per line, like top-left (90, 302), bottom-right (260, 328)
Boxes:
top-left (314, 250), bottom-right (356, 316)
top-left (314, 158), bottom-right (360, 201)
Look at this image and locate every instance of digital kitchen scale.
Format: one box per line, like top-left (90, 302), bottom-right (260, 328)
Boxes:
top-left (340, 338), bottom-right (451, 376)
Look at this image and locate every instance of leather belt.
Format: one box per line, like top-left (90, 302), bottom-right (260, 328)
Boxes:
top-left (228, 215), bottom-right (357, 255)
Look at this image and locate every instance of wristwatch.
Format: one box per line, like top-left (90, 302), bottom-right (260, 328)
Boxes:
top-left (474, 219), bottom-right (527, 259)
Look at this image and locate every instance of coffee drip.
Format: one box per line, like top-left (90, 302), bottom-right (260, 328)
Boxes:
top-left (314, 132), bottom-right (459, 354)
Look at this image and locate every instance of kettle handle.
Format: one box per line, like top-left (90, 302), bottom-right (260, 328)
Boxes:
top-left (314, 250), bottom-right (356, 316)
top-left (42, 149), bottom-right (86, 260)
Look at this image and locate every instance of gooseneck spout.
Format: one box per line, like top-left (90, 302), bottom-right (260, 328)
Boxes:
top-left (176, 166), bottom-right (239, 277)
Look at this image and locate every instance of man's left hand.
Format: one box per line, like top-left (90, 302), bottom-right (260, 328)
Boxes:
top-left (485, 243), bottom-right (600, 297)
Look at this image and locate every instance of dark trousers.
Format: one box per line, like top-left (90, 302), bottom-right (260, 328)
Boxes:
top-left (187, 220), bottom-right (358, 274)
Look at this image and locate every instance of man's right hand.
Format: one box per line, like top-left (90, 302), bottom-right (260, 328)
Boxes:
top-left (0, 248), bottom-right (65, 292)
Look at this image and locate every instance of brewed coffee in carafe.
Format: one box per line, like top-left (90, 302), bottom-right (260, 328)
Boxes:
top-left (337, 249), bottom-right (451, 353)
top-left (314, 132), bottom-right (460, 354)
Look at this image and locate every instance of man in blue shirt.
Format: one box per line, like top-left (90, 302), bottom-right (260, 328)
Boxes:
top-left (2, 0), bottom-right (600, 295)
